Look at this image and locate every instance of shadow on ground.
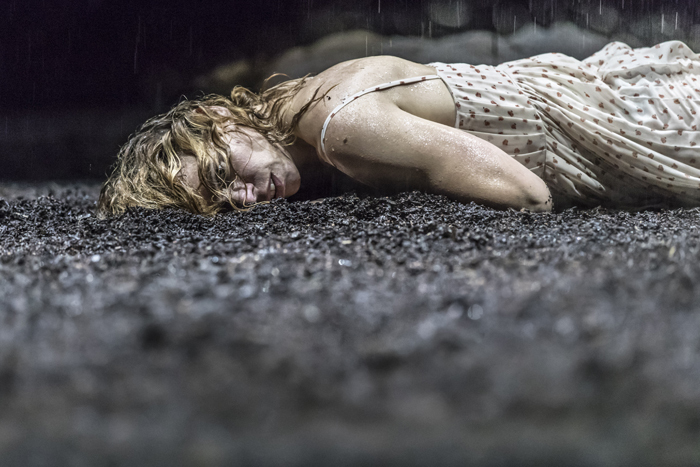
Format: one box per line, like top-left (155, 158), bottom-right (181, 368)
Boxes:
top-left (1, 183), bottom-right (700, 466)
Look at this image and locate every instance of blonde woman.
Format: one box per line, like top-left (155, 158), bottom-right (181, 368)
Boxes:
top-left (99, 41), bottom-right (700, 216)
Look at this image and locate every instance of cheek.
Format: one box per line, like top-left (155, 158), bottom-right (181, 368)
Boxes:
top-left (227, 140), bottom-right (257, 173)
top-left (229, 158), bottom-right (255, 181)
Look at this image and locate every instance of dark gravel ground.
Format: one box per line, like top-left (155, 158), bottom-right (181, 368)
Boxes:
top-left (1, 182), bottom-right (700, 466)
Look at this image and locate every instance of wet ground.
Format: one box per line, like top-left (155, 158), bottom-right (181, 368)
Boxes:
top-left (1, 182), bottom-right (700, 466)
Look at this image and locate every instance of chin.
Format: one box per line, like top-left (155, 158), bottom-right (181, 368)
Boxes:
top-left (284, 175), bottom-right (301, 198)
top-left (287, 181), bottom-right (301, 198)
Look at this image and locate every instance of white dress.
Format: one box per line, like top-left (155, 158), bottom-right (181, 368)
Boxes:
top-left (431, 40), bottom-right (700, 208)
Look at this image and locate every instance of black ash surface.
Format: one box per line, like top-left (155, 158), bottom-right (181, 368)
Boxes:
top-left (1, 183), bottom-right (700, 466)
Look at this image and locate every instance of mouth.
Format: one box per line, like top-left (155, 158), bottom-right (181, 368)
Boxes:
top-left (270, 173), bottom-right (285, 199)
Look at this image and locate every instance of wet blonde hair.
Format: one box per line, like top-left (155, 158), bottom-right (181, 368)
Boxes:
top-left (98, 77), bottom-right (319, 216)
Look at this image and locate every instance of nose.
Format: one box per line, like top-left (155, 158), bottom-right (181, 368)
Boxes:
top-left (227, 179), bottom-right (257, 206)
top-left (244, 183), bottom-right (257, 204)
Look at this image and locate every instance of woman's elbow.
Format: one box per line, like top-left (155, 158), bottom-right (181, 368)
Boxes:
top-left (520, 178), bottom-right (553, 212)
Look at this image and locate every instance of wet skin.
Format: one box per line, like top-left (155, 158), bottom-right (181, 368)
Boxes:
top-left (181, 126), bottom-right (302, 206)
top-left (183, 56), bottom-right (552, 212)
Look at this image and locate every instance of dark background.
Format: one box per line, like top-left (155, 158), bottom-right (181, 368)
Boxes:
top-left (1, 0), bottom-right (698, 181)
top-left (1, 0), bottom-right (463, 112)
top-left (3, 4), bottom-right (700, 464)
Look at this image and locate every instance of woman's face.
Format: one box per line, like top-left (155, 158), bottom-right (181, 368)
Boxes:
top-left (181, 125), bottom-right (301, 207)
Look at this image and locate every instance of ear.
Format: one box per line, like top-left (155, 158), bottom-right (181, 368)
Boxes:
top-left (194, 106), bottom-right (230, 117)
top-left (179, 155), bottom-right (214, 201)
top-left (210, 106), bottom-right (231, 117)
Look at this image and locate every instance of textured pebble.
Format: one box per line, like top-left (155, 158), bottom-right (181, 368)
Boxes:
top-left (1, 182), bottom-right (700, 466)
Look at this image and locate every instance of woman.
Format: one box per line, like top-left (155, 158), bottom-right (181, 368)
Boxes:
top-left (98, 41), bottom-right (700, 216)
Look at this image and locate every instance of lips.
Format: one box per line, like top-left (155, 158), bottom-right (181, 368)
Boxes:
top-left (270, 173), bottom-right (285, 199)
top-left (243, 182), bottom-right (256, 205)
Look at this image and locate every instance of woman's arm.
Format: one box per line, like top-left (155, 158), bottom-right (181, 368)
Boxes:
top-left (323, 98), bottom-right (553, 212)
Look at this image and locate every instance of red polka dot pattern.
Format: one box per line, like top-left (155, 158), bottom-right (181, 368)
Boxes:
top-left (431, 40), bottom-right (700, 208)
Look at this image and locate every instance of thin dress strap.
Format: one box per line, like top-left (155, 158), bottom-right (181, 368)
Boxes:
top-left (319, 75), bottom-right (442, 165)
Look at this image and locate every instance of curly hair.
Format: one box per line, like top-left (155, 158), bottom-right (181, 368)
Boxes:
top-left (97, 76), bottom-right (318, 216)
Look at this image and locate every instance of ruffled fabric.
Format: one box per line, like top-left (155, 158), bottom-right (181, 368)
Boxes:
top-left (433, 40), bottom-right (700, 208)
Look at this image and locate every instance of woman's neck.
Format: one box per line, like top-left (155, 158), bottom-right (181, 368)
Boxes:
top-left (286, 138), bottom-right (321, 169)
top-left (265, 76), bottom-right (326, 166)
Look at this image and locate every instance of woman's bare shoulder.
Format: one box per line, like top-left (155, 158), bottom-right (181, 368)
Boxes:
top-left (292, 56), bottom-right (443, 141)
top-left (315, 56), bottom-right (436, 86)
